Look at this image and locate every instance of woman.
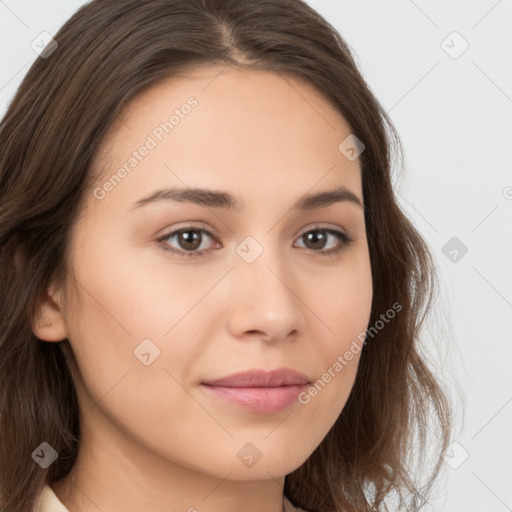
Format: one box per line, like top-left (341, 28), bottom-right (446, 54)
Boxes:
top-left (0, 1), bottom-right (452, 511)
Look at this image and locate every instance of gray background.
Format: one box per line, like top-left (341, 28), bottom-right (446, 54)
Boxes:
top-left (1, 1), bottom-right (511, 510)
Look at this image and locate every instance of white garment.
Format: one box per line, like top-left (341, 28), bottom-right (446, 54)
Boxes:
top-left (34, 484), bottom-right (308, 512)
top-left (34, 484), bottom-right (69, 512)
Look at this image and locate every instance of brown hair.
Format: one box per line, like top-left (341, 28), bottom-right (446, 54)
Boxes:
top-left (0, 1), bottom-right (452, 511)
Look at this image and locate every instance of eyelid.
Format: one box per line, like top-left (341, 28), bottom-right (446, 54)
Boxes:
top-left (156, 221), bottom-right (220, 242)
top-left (296, 222), bottom-right (349, 237)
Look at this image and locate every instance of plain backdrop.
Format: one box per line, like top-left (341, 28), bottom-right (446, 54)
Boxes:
top-left (1, 1), bottom-right (511, 511)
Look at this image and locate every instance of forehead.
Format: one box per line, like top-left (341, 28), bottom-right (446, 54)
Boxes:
top-left (89, 65), bottom-right (362, 213)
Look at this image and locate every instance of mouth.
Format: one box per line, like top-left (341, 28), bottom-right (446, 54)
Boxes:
top-left (200, 368), bottom-right (310, 414)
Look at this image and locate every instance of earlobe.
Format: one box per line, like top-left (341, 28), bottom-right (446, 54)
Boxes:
top-left (31, 284), bottom-right (68, 342)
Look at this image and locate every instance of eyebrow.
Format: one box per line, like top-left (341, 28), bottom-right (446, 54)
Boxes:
top-left (129, 185), bottom-right (363, 211)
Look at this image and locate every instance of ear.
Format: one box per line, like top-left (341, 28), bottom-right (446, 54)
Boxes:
top-left (14, 242), bottom-right (68, 342)
top-left (31, 281), bottom-right (69, 342)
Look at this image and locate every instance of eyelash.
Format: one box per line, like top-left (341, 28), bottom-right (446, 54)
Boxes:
top-left (156, 224), bottom-right (354, 259)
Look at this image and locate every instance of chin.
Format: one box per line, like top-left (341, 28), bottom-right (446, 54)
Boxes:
top-left (215, 439), bottom-right (314, 480)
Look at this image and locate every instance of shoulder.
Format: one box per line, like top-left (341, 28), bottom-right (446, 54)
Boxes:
top-left (284, 496), bottom-right (310, 512)
top-left (33, 484), bottom-right (70, 512)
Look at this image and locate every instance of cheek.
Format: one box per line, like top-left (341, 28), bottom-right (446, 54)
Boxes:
top-left (297, 249), bottom-right (372, 426)
top-left (62, 262), bottom-right (212, 464)
top-left (317, 247), bottom-right (373, 352)
top-left (63, 234), bottom-right (220, 412)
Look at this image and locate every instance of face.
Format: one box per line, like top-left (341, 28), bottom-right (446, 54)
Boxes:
top-left (50, 65), bottom-right (372, 481)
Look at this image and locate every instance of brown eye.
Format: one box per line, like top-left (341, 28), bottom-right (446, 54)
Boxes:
top-left (158, 227), bottom-right (218, 257)
top-left (302, 230), bottom-right (328, 250)
top-left (175, 229), bottom-right (203, 251)
top-left (157, 225), bottom-right (353, 259)
top-left (294, 228), bottom-right (354, 257)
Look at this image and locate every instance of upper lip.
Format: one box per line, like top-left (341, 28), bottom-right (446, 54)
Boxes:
top-left (201, 368), bottom-right (310, 387)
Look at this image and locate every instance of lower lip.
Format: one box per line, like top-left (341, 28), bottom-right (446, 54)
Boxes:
top-left (200, 384), bottom-right (307, 413)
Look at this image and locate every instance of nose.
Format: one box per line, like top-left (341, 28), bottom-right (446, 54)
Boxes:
top-left (226, 241), bottom-right (306, 344)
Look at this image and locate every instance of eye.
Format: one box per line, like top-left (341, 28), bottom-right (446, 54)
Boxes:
top-left (294, 226), bottom-right (354, 257)
top-left (156, 224), bottom-right (354, 258)
top-left (157, 226), bottom-right (219, 257)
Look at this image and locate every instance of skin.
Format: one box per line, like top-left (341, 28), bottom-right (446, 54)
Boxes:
top-left (32, 65), bottom-right (373, 512)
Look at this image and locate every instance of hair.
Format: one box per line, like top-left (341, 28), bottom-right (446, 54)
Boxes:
top-left (0, 1), bottom-right (452, 511)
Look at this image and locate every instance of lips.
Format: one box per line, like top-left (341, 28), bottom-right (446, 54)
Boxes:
top-left (201, 368), bottom-right (310, 388)
top-left (200, 368), bottom-right (310, 414)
